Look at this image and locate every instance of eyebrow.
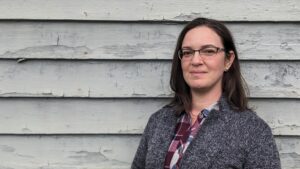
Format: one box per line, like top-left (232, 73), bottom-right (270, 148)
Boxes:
top-left (182, 44), bottom-right (219, 49)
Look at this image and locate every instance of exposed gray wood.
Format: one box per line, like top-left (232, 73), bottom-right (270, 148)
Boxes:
top-left (0, 22), bottom-right (299, 60)
top-left (0, 60), bottom-right (299, 98)
top-left (242, 61), bottom-right (300, 98)
top-left (0, 0), bottom-right (299, 21)
top-left (0, 98), bottom-right (299, 136)
top-left (0, 135), bottom-right (138, 169)
top-left (249, 99), bottom-right (300, 136)
top-left (276, 137), bottom-right (300, 169)
top-left (0, 98), bottom-right (167, 134)
top-left (0, 135), bottom-right (298, 169)
top-left (0, 1), bottom-right (297, 169)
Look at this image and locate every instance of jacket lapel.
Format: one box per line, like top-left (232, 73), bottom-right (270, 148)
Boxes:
top-left (147, 109), bottom-right (179, 168)
top-left (179, 97), bottom-right (231, 168)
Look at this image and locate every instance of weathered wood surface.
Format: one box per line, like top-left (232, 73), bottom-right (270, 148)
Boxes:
top-left (0, 0), bottom-right (299, 21)
top-left (277, 137), bottom-right (300, 169)
top-left (0, 98), bottom-right (166, 134)
top-left (0, 135), bottom-right (138, 169)
top-left (0, 60), bottom-right (299, 98)
top-left (0, 22), bottom-right (299, 60)
top-left (0, 1), bottom-right (297, 169)
top-left (249, 99), bottom-right (300, 136)
top-left (0, 98), bottom-right (299, 136)
top-left (0, 135), bottom-right (299, 169)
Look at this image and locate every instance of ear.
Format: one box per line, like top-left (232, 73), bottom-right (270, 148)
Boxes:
top-left (224, 51), bottom-right (235, 71)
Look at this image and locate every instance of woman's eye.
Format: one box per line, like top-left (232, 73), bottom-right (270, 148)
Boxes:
top-left (202, 49), bottom-right (217, 55)
top-left (182, 51), bottom-right (193, 56)
top-left (202, 49), bottom-right (216, 54)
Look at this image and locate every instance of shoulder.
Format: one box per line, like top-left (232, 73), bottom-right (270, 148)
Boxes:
top-left (225, 111), bottom-right (281, 167)
top-left (218, 96), bottom-right (271, 132)
top-left (141, 105), bottom-right (178, 142)
top-left (223, 109), bottom-right (274, 146)
top-left (227, 109), bottom-right (271, 131)
top-left (147, 105), bottom-right (177, 126)
top-left (151, 105), bottom-right (176, 118)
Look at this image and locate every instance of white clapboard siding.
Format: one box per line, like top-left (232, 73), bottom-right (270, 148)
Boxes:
top-left (0, 22), bottom-right (299, 60)
top-left (0, 60), bottom-right (299, 98)
top-left (0, 135), bottom-right (139, 169)
top-left (249, 99), bottom-right (300, 136)
top-left (0, 135), bottom-right (298, 169)
top-left (0, 0), bottom-right (299, 21)
top-left (0, 98), bottom-right (167, 135)
top-left (0, 1), bottom-right (298, 168)
top-left (0, 98), bottom-right (299, 136)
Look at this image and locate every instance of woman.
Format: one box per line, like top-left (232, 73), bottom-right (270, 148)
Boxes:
top-left (131, 18), bottom-right (281, 169)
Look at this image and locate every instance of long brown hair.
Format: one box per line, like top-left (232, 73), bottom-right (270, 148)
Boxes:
top-left (169, 18), bottom-right (249, 114)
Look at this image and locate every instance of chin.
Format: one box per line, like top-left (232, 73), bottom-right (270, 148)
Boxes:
top-left (189, 84), bottom-right (209, 90)
top-left (187, 80), bottom-right (208, 88)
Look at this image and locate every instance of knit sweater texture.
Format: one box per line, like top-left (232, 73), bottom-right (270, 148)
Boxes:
top-left (131, 97), bottom-right (281, 169)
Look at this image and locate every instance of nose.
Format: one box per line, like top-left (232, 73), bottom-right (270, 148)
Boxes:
top-left (191, 51), bottom-right (204, 65)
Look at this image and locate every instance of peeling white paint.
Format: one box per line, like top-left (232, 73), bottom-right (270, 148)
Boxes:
top-left (0, 22), bottom-right (299, 60)
top-left (0, 0), bottom-right (299, 21)
top-left (0, 60), bottom-right (299, 98)
top-left (0, 135), bottom-right (298, 169)
top-left (0, 1), bottom-right (298, 168)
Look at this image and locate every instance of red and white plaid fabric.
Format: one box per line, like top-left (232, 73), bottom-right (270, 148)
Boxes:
top-left (164, 103), bottom-right (218, 169)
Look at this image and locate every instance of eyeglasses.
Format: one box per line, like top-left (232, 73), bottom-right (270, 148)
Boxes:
top-left (178, 46), bottom-right (225, 61)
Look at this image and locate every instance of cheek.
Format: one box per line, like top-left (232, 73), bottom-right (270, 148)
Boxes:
top-left (181, 62), bottom-right (189, 76)
top-left (205, 60), bottom-right (227, 81)
top-left (208, 59), bottom-right (226, 71)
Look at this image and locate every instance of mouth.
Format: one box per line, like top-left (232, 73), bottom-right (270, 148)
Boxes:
top-left (190, 71), bottom-right (207, 74)
top-left (189, 71), bottom-right (207, 77)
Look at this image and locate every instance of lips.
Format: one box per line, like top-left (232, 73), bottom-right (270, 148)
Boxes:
top-left (189, 71), bottom-right (207, 77)
top-left (190, 71), bottom-right (207, 74)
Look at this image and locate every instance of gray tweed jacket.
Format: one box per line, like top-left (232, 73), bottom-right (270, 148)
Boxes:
top-left (131, 97), bottom-right (281, 169)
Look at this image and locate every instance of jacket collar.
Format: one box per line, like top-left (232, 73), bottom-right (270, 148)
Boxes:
top-left (205, 94), bottom-right (233, 123)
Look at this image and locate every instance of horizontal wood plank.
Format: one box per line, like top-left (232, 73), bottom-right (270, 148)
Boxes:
top-left (0, 98), bottom-right (166, 134)
top-left (0, 22), bottom-right (299, 60)
top-left (0, 0), bottom-right (299, 21)
top-left (0, 98), bottom-right (299, 135)
top-left (0, 135), bottom-right (298, 169)
top-left (0, 60), bottom-right (299, 98)
top-left (0, 135), bottom-right (138, 169)
top-left (249, 99), bottom-right (300, 136)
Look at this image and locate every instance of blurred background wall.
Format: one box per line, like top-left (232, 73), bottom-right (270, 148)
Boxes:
top-left (0, 0), bottom-right (299, 168)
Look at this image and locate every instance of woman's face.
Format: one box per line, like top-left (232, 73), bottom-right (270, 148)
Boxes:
top-left (181, 26), bottom-right (234, 94)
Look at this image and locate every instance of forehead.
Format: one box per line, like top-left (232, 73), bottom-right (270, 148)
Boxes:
top-left (182, 26), bottom-right (223, 47)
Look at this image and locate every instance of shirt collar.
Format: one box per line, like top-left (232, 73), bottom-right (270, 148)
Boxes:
top-left (181, 101), bottom-right (220, 119)
top-left (201, 101), bottom-right (219, 118)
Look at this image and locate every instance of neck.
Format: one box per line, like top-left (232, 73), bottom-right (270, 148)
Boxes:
top-left (190, 88), bottom-right (222, 116)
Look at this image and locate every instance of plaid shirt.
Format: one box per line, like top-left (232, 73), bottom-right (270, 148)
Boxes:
top-left (164, 103), bottom-right (219, 169)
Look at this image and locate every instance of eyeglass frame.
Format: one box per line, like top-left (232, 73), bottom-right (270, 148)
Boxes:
top-left (178, 45), bottom-right (226, 61)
